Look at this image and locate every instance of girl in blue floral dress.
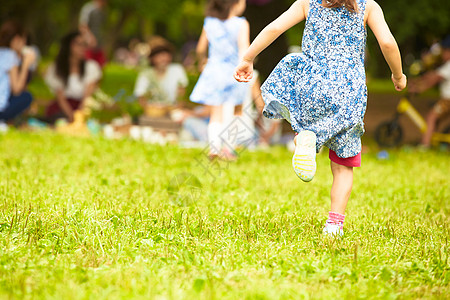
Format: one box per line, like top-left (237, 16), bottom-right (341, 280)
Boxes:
top-left (235, 0), bottom-right (406, 235)
top-left (191, 0), bottom-right (249, 160)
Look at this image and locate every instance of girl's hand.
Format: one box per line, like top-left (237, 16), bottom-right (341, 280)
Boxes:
top-left (234, 60), bottom-right (254, 82)
top-left (391, 74), bottom-right (407, 91)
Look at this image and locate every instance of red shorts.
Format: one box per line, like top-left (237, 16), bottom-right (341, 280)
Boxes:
top-left (329, 149), bottom-right (361, 167)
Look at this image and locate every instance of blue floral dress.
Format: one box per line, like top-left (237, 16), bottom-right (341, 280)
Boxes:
top-left (190, 17), bottom-right (249, 106)
top-left (261, 0), bottom-right (367, 158)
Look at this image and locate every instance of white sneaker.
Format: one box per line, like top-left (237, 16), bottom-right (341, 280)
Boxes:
top-left (292, 130), bottom-right (317, 182)
top-left (0, 122), bottom-right (8, 133)
top-left (323, 222), bottom-right (344, 236)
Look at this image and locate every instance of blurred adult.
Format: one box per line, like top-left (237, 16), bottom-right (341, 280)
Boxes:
top-left (79, 0), bottom-right (108, 67)
top-left (410, 35), bottom-right (450, 147)
top-left (0, 20), bottom-right (35, 127)
top-left (44, 31), bottom-right (102, 123)
top-left (133, 37), bottom-right (188, 109)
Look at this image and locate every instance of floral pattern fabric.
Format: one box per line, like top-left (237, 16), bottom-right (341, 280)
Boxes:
top-left (190, 17), bottom-right (249, 106)
top-left (261, 0), bottom-right (367, 158)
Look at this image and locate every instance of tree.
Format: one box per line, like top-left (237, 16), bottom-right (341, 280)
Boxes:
top-left (2, 0), bottom-right (449, 78)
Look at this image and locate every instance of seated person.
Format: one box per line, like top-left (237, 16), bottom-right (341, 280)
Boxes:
top-left (44, 31), bottom-right (102, 123)
top-left (0, 20), bottom-right (36, 127)
top-left (178, 105), bottom-right (210, 145)
top-left (133, 36), bottom-right (188, 112)
top-left (410, 35), bottom-right (450, 147)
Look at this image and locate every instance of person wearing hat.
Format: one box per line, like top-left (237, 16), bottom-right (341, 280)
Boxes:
top-left (410, 35), bottom-right (450, 147)
top-left (133, 36), bottom-right (188, 109)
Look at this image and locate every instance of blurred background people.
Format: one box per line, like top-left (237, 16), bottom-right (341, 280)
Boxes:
top-left (133, 36), bottom-right (188, 110)
top-left (44, 31), bottom-right (102, 123)
top-left (189, 0), bottom-right (250, 160)
top-left (79, 0), bottom-right (108, 67)
top-left (178, 105), bottom-right (210, 146)
top-left (179, 70), bottom-right (281, 148)
top-left (0, 20), bottom-right (36, 129)
top-left (410, 35), bottom-right (450, 147)
top-left (114, 38), bottom-right (150, 68)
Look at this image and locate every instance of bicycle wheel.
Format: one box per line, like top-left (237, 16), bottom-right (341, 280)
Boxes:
top-left (374, 120), bottom-right (403, 147)
top-left (439, 125), bottom-right (450, 148)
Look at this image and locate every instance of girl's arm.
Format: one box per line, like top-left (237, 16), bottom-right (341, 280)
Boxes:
top-left (235, 0), bottom-right (307, 82)
top-left (79, 81), bottom-right (98, 111)
top-left (366, 0), bottom-right (406, 91)
top-left (9, 51), bottom-right (35, 95)
top-left (196, 28), bottom-right (208, 71)
top-left (237, 19), bottom-right (250, 59)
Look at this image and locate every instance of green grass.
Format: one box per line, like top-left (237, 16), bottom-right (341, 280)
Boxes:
top-left (0, 131), bottom-right (449, 299)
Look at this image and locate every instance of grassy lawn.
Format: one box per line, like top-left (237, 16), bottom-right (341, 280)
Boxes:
top-left (0, 131), bottom-right (448, 299)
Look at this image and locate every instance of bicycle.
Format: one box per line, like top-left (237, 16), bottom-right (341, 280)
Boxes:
top-left (374, 93), bottom-right (450, 147)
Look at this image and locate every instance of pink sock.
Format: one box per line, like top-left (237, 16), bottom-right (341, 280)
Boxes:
top-left (327, 212), bottom-right (345, 229)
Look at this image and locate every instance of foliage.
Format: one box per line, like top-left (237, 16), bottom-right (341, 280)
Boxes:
top-left (364, 0), bottom-right (450, 76)
top-left (0, 131), bottom-right (449, 299)
top-left (3, 0), bottom-right (449, 78)
top-left (378, 0), bottom-right (450, 46)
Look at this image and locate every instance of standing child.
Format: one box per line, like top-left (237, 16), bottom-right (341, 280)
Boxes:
top-left (190, 0), bottom-right (250, 160)
top-left (235, 0), bottom-right (407, 235)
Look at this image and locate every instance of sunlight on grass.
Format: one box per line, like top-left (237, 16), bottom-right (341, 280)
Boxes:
top-left (0, 131), bottom-right (448, 299)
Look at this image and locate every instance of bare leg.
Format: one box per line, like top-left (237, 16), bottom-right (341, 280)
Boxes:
top-left (421, 110), bottom-right (439, 147)
top-left (208, 105), bottom-right (223, 155)
top-left (210, 105), bottom-right (223, 123)
top-left (330, 161), bottom-right (353, 215)
top-left (221, 103), bottom-right (238, 159)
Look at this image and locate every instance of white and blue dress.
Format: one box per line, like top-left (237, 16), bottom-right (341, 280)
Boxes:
top-left (261, 0), bottom-right (367, 158)
top-left (190, 16), bottom-right (249, 106)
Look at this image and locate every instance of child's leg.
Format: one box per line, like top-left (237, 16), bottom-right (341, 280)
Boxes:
top-left (324, 149), bottom-right (360, 235)
top-left (422, 100), bottom-right (450, 147)
top-left (208, 105), bottom-right (224, 155)
top-left (221, 102), bottom-right (236, 154)
top-left (330, 161), bottom-right (353, 215)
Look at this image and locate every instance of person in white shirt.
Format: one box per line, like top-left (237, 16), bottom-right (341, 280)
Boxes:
top-left (45, 31), bottom-right (102, 123)
top-left (410, 35), bottom-right (450, 147)
top-left (133, 37), bottom-right (188, 108)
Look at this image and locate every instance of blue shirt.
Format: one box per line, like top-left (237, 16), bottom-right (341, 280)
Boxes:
top-left (0, 48), bottom-right (20, 111)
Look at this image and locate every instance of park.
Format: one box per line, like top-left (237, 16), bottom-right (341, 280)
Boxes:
top-left (1, 0), bottom-right (449, 299)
